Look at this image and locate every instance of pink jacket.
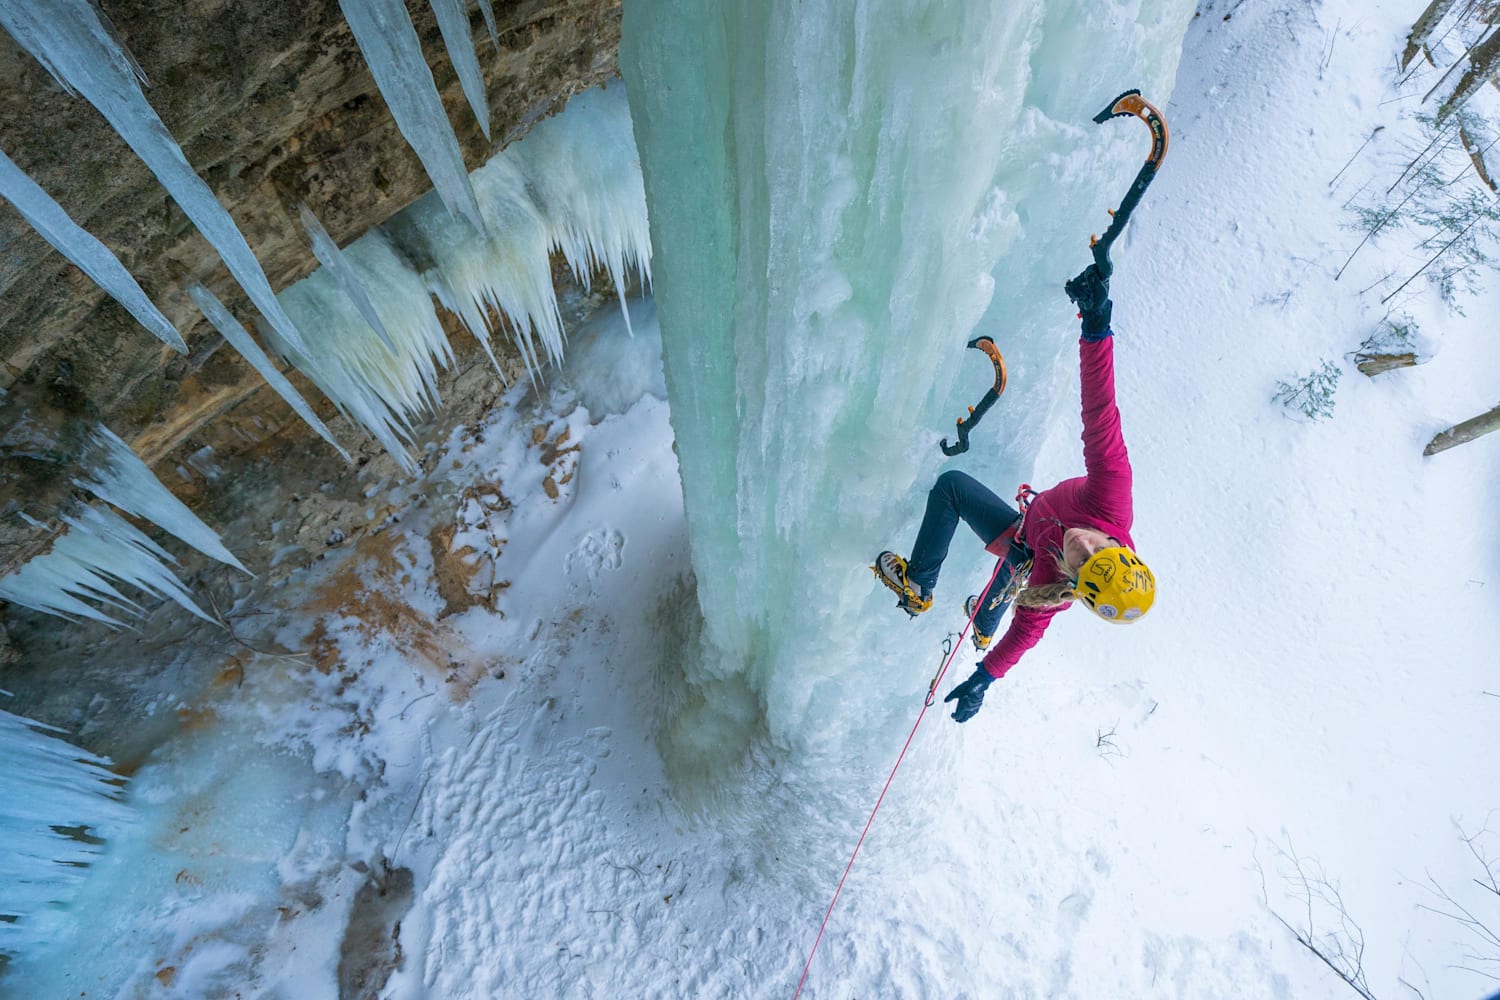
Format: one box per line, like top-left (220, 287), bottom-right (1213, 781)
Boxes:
top-left (979, 335), bottom-right (1135, 679)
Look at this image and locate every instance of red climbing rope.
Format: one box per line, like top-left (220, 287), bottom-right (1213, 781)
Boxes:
top-left (791, 554), bottom-right (1007, 999)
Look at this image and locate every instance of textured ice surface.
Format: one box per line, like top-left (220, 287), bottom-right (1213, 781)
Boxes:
top-left (0, 0), bottom-right (310, 357)
top-left (507, 83), bottom-right (653, 331)
top-left (393, 82), bottom-right (650, 373)
top-left (0, 707), bottom-right (131, 954)
top-left (0, 148), bottom-right (184, 353)
top-left (0, 689), bottom-right (360, 995)
top-left (336, 0), bottom-right (485, 232)
top-left (272, 231), bottom-right (451, 473)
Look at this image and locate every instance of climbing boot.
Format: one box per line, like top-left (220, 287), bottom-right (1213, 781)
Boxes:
top-left (964, 595), bottom-right (993, 651)
top-left (873, 551), bottom-right (931, 616)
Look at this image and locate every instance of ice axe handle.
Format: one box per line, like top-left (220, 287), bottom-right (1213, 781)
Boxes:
top-left (1088, 89), bottom-right (1169, 271)
top-left (939, 338), bottom-right (1008, 457)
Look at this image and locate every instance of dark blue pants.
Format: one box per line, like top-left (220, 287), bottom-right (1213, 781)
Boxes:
top-left (906, 470), bottom-right (1026, 636)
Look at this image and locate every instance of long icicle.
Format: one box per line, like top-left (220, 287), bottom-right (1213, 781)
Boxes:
top-left (74, 424), bottom-right (250, 574)
top-left (296, 203), bottom-right (400, 352)
top-left (337, 0), bottom-right (487, 233)
top-left (0, 0), bottom-right (313, 358)
top-left (0, 147), bottom-right (185, 353)
top-left (428, 0), bottom-right (491, 139)
top-left (186, 282), bottom-right (352, 462)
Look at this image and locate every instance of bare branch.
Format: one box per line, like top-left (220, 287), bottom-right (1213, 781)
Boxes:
top-left (1265, 839), bottom-right (1378, 999)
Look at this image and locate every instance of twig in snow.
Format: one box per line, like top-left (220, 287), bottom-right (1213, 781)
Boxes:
top-left (390, 691), bottom-right (436, 721)
top-left (1413, 825), bottom-right (1500, 985)
top-left (1338, 186), bottom-right (1422, 279)
top-left (1398, 976), bottom-right (1428, 998)
top-left (1330, 127), bottom-right (1386, 188)
top-left (602, 859), bottom-right (645, 880)
top-left (1096, 723), bottom-right (1124, 760)
top-left (201, 574), bottom-right (311, 678)
top-left (1319, 19), bottom-right (1341, 79)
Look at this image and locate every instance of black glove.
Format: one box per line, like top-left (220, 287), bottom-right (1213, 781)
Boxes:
top-left (943, 665), bottom-right (995, 724)
top-left (1065, 264), bottom-right (1113, 340)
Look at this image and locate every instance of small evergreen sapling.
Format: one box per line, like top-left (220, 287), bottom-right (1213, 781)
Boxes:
top-left (1274, 360), bottom-right (1342, 421)
top-left (1351, 314), bottom-right (1424, 376)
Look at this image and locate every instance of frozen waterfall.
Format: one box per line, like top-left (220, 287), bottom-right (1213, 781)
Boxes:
top-left (271, 83), bottom-right (649, 470)
top-left (620, 0), bottom-right (1192, 831)
top-left (0, 706), bottom-right (131, 956)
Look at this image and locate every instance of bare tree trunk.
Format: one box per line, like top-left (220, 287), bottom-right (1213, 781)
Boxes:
top-left (1404, 0), bottom-right (1463, 70)
top-left (1438, 26), bottom-right (1500, 119)
top-left (1352, 351), bottom-right (1420, 376)
top-left (1424, 400), bottom-right (1500, 455)
top-left (1459, 123), bottom-right (1498, 190)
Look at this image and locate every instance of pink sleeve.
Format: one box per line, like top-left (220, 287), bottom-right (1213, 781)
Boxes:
top-left (1077, 337), bottom-right (1133, 528)
top-left (980, 604), bottom-right (1063, 679)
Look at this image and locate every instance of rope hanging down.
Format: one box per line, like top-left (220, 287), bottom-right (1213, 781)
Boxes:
top-left (791, 554), bottom-right (1006, 999)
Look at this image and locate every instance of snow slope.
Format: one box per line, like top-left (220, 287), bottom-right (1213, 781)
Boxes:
top-left (5, 0), bottom-right (1500, 997)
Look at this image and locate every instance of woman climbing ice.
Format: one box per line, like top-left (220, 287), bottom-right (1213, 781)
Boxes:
top-left (875, 261), bottom-right (1156, 723)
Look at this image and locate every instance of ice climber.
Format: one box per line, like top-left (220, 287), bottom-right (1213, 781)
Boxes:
top-left (875, 262), bottom-right (1156, 723)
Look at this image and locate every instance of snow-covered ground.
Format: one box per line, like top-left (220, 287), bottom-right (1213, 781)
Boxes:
top-left (7, 0), bottom-right (1500, 997)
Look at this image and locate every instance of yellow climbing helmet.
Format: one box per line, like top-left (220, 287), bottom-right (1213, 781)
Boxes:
top-left (1074, 547), bottom-right (1155, 623)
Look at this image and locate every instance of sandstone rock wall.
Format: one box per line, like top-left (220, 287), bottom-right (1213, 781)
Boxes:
top-left (0, 0), bottom-right (622, 577)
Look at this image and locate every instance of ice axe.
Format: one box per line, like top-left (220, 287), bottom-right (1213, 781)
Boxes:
top-left (1084, 88), bottom-right (1169, 277)
top-left (939, 336), bottom-right (1007, 456)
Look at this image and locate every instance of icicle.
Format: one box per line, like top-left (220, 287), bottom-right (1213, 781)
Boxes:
top-left (0, 506), bottom-right (214, 626)
top-left (270, 231), bottom-right (450, 473)
top-left (336, 0), bottom-right (487, 233)
top-left (0, 706), bottom-right (131, 953)
top-left (0, 148), bottom-right (185, 353)
top-left (476, 0), bottom-right (499, 49)
top-left (246, 83), bottom-right (654, 468)
top-left (394, 160), bottom-right (557, 379)
top-left (387, 83), bottom-right (652, 377)
top-left (186, 283), bottom-right (351, 462)
top-left (0, 0), bottom-right (312, 358)
top-left (505, 84), bottom-right (653, 336)
top-left (428, 0), bottom-right (491, 139)
top-left (74, 425), bottom-right (249, 574)
top-left (295, 204), bottom-right (399, 352)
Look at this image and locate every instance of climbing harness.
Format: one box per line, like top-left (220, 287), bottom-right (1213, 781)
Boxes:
top-left (939, 336), bottom-right (1007, 457)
